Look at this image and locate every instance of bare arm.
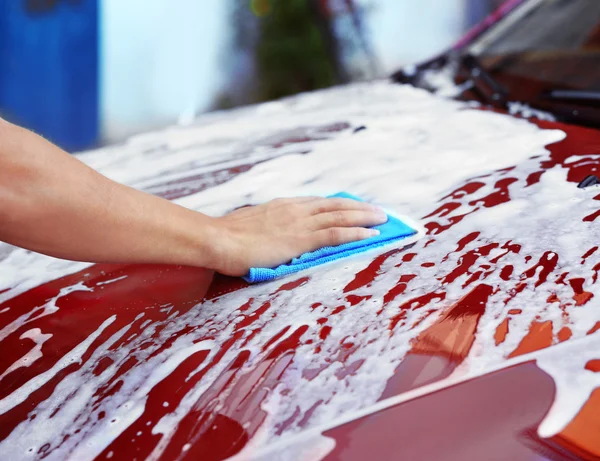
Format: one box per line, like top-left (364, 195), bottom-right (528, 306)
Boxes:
top-left (0, 119), bottom-right (386, 276)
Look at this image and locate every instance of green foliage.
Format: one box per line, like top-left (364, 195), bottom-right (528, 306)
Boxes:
top-left (255, 0), bottom-right (337, 101)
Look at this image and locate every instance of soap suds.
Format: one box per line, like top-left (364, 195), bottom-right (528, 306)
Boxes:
top-left (96, 276), bottom-right (128, 286)
top-left (508, 101), bottom-right (556, 122)
top-left (537, 331), bottom-right (600, 438)
top-left (1, 81), bottom-right (597, 460)
top-left (0, 282), bottom-right (93, 343)
top-left (238, 331), bottom-right (600, 461)
top-left (0, 328), bottom-right (53, 380)
top-left (0, 316), bottom-right (115, 415)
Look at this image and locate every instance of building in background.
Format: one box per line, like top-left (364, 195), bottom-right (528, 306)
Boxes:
top-left (0, 0), bottom-right (503, 150)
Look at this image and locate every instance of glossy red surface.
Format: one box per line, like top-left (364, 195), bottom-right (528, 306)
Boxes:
top-left (322, 362), bottom-right (560, 461)
top-left (3, 111), bottom-right (600, 460)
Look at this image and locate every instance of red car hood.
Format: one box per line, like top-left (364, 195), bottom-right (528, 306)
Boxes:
top-left (2, 82), bottom-right (600, 461)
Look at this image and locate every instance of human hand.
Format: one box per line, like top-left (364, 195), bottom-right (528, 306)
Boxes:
top-left (212, 197), bottom-right (388, 276)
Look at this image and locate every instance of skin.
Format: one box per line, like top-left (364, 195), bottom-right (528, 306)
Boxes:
top-left (0, 119), bottom-right (387, 277)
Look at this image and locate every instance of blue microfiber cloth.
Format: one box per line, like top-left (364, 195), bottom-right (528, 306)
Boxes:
top-left (244, 192), bottom-right (417, 283)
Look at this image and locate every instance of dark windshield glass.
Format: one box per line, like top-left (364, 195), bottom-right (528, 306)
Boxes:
top-left (472, 0), bottom-right (600, 91)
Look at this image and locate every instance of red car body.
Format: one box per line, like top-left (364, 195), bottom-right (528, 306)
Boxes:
top-left (2, 2), bottom-right (600, 460)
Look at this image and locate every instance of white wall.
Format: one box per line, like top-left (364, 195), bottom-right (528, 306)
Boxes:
top-left (100, 0), bottom-right (227, 142)
top-left (365, 0), bottom-right (466, 74)
top-left (100, 0), bottom-right (467, 141)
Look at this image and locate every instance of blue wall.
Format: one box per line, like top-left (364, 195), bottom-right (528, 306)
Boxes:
top-left (0, 0), bottom-right (98, 152)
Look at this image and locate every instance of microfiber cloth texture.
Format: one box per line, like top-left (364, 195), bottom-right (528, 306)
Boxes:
top-left (244, 192), bottom-right (417, 283)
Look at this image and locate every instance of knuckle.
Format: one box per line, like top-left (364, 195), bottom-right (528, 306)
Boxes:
top-left (314, 204), bottom-right (328, 214)
top-left (333, 210), bottom-right (347, 226)
top-left (330, 198), bottom-right (346, 209)
top-left (327, 227), bottom-right (344, 243)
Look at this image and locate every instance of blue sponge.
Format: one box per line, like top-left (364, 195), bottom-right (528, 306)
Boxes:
top-left (244, 192), bottom-right (417, 283)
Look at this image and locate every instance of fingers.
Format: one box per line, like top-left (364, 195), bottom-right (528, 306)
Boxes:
top-left (287, 196), bottom-right (321, 204)
top-left (271, 196), bottom-right (321, 206)
top-left (309, 209), bottom-right (388, 230)
top-left (311, 227), bottom-right (380, 250)
top-left (224, 196), bottom-right (319, 219)
top-left (307, 198), bottom-right (383, 215)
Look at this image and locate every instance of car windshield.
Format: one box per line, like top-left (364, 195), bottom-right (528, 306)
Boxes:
top-left (469, 0), bottom-right (600, 93)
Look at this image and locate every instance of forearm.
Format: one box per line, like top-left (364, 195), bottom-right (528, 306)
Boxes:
top-left (0, 119), bottom-right (220, 268)
top-left (0, 120), bottom-right (387, 277)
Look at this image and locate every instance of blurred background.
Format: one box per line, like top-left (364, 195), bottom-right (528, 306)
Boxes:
top-left (0, 0), bottom-right (504, 152)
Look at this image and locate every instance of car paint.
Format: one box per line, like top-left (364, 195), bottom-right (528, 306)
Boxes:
top-left (2, 111), bottom-right (600, 460)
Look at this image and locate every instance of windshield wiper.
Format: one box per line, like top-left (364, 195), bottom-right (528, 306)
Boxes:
top-left (458, 54), bottom-right (508, 108)
top-left (390, 54), bottom-right (449, 87)
top-left (391, 52), bottom-right (509, 108)
top-left (533, 92), bottom-right (600, 128)
top-left (541, 89), bottom-right (600, 105)
top-left (391, 52), bottom-right (600, 128)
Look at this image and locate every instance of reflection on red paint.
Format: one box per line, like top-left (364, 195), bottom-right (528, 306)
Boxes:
top-left (97, 348), bottom-right (213, 460)
top-left (470, 177), bottom-right (518, 208)
top-left (323, 363), bottom-right (558, 461)
top-left (552, 388), bottom-right (600, 460)
top-left (382, 274), bottom-right (415, 306)
top-left (4, 117), bottom-right (600, 460)
top-left (345, 294), bottom-right (371, 306)
top-left (581, 247), bottom-right (598, 264)
top-left (453, 232), bottom-right (480, 254)
top-left (335, 359), bottom-right (365, 380)
top-left (0, 264), bottom-right (215, 446)
top-left (522, 251), bottom-right (559, 288)
top-left (343, 249), bottom-right (405, 293)
top-left (261, 326), bottom-right (291, 351)
top-left (423, 202), bottom-right (462, 219)
top-left (382, 284), bottom-right (492, 398)
top-left (171, 413), bottom-right (249, 461)
top-left (509, 321), bottom-right (553, 358)
top-left (319, 325), bottom-right (332, 341)
top-left (495, 317), bottom-right (510, 345)
top-left (557, 327), bottom-right (572, 342)
top-left (587, 322), bottom-right (600, 335)
top-left (234, 301), bottom-right (272, 331)
top-left (272, 277), bottom-right (310, 294)
top-left (388, 291), bottom-right (445, 331)
top-left (442, 243), bottom-right (498, 285)
top-left (441, 181), bottom-right (486, 201)
top-left (325, 305), bottom-right (341, 315)
top-left (585, 360), bottom-right (600, 373)
top-left (500, 264), bottom-right (514, 281)
top-left (569, 278), bottom-right (594, 306)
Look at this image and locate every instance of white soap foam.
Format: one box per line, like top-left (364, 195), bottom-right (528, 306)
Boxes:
top-left (537, 331), bottom-right (600, 438)
top-left (236, 331), bottom-right (600, 461)
top-left (0, 249), bottom-right (91, 305)
top-left (96, 276), bottom-right (128, 286)
top-left (0, 282), bottom-right (93, 343)
top-left (0, 328), bottom-right (53, 380)
top-left (0, 316), bottom-right (115, 415)
top-left (508, 101), bottom-right (556, 122)
top-left (2, 81), bottom-right (598, 459)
